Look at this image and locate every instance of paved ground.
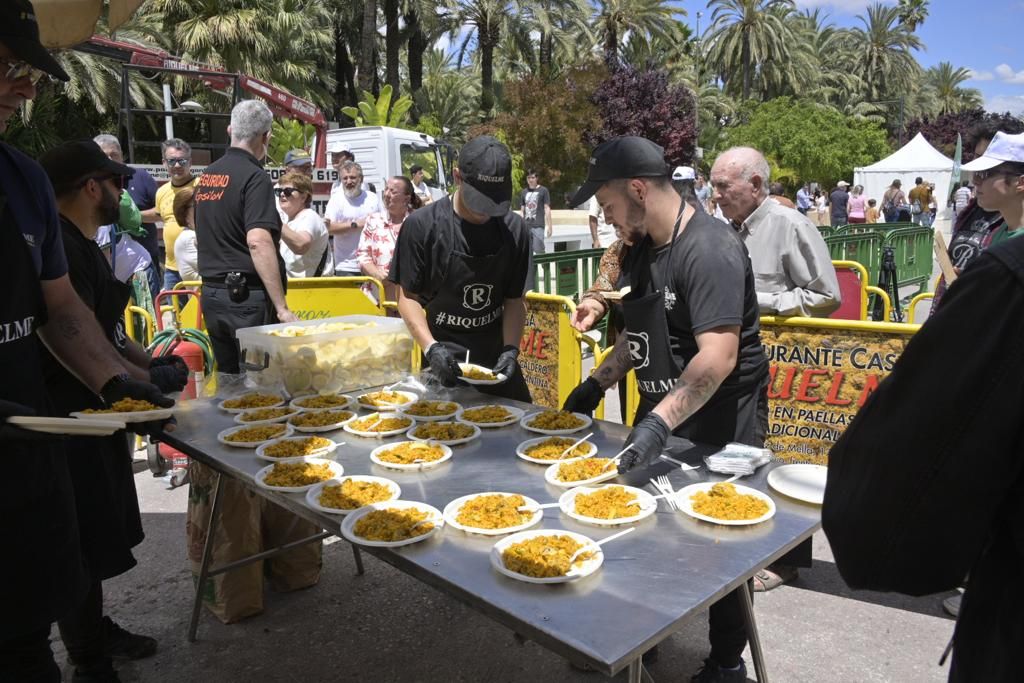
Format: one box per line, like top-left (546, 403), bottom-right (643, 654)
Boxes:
top-left (50, 219), bottom-right (954, 681)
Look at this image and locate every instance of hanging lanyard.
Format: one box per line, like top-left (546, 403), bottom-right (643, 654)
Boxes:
top-left (649, 197), bottom-right (688, 294)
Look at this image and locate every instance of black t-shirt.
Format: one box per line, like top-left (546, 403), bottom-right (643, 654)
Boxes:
top-left (518, 186), bottom-right (550, 229)
top-left (388, 196), bottom-right (531, 303)
top-left (635, 211), bottom-right (767, 397)
top-left (830, 189), bottom-right (849, 218)
top-left (194, 148), bottom-right (284, 281)
top-left (126, 167), bottom-right (160, 265)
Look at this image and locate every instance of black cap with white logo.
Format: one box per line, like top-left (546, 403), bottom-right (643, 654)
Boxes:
top-left (458, 135), bottom-right (513, 217)
top-left (570, 136), bottom-right (671, 207)
top-left (0, 0), bottom-right (70, 82)
top-left (39, 140), bottom-right (135, 191)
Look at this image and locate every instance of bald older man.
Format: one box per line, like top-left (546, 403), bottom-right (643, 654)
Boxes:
top-left (711, 147), bottom-right (840, 591)
top-left (711, 147), bottom-right (841, 319)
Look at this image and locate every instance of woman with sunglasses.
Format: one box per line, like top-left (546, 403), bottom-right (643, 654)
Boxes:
top-left (276, 171), bottom-right (332, 278)
top-left (962, 131), bottom-right (1024, 245)
top-left (357, 175), bottom-right (422, 303)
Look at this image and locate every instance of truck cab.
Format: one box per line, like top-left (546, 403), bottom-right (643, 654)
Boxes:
top-left (325, 126), bottom-right (451, 200)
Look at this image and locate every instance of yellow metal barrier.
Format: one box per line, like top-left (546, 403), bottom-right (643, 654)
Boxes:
top-left (124, 305), bottom-right (155, 346)
top-left (907, 292), bottom-right (934, 324)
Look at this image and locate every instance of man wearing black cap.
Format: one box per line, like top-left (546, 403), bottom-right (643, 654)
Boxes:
top-left (389, 135), bottom-right (533, 400)
top-left (38, 140), bottom-right (187, 679)
top-left (562, 136), bottom-right (769, 683)
top-left (0, 3), bottom-right (174, 681)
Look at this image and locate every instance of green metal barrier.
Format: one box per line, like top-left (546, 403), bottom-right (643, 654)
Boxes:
top-left (533, 248), bottom-right (605, 298)
top-left (816, 225), bottom-right (834, 239)
top-left (835, 222), bottom-right (915, 236)
top-left (884, 226), bottom-right (934, 293)
top-left (825, 232), bottom-right (885, 285)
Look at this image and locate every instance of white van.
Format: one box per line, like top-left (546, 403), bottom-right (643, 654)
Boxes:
top-left (325, 126), bottom-right (452, 201)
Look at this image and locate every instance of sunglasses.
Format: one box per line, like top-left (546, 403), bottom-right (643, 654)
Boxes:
top-left (274, 187), bottom-right (302, 198)
top-left (0, 57), bottom-right (48, 85)
top-left (164, 158), bottom-right (190, 167)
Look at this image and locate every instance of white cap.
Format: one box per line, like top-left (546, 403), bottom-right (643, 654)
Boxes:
top-left (672, 166), bottom-right (696, 181)
top-left (962, 131), bottom-right (1024, 171)
top-left (837, 180), bottom-right (850, 187)
top-left (330, 144), bottom-right (351, 155)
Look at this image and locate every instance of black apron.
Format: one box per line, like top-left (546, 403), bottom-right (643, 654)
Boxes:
top-left (621, 209), bottom-right (767, 448)
top-left (0, 191), bottom-right (87, 640)
top-left (425, 203), bottom-right (531, 402)
top-left (44, 224), bottom-right (143, 581)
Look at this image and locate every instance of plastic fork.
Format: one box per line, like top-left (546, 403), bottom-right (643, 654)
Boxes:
top-left (654, 475), bottom-right (679, 511)
top-left (567, 527), bottom-right (636, 565)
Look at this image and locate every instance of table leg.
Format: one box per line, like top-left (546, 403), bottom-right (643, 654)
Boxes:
top-left (739, 580), bottom-right (769, 683)
top-left (188, 472), bottom-right (224, 643)
top-left (352, 544), bottom-right (364, 575)
top-left (627, 658), bottom-right (642, 683)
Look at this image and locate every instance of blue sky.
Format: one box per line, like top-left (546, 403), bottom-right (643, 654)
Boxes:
top-left (680, 0), bottom-right (1024, 115)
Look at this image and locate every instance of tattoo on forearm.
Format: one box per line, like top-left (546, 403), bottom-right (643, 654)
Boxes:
top-left (56, 313), bottom-right (82, 341)
top-left (594, 335), bottom-right (633, 389)
top-left (662, 370), bottom-right (719, 426)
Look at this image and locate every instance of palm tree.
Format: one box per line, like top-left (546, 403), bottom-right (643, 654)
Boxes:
top-left (360, 0), bottom-right (379, 92)
top-left (927, 62), bottom-right (983, 115)
top-left (451, 0), bottom-right (532, 112)
top-left (522, 0), bottom-right (592, 75)
top-left (839, 3), bottom-right (922, 102)
top-left (419, 48), bottom-right (481, 139)
top-left (896, 0), bottom-right (928, 31)
top-left (704, 0), bottom-right (797, 101)
top-left (593, 0), bottom-right (681, 64)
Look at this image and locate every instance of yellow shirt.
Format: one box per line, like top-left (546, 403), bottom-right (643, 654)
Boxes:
top-left (865, 207), bottom-right (880, 223)
top-left (155, 178), bottom-right (197, 271)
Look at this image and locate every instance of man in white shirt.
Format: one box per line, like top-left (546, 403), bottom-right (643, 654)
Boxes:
top-left (324, 161), bottom-right (383, 276)
top-left (588, 195), bottom-right (616, 248)
top-left (410, 164), bottom-right (433, 205)
top-left (952, 181), bottom-right (972, 217)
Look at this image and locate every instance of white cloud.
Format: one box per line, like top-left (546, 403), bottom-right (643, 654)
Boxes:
top-left (994, 63), bottom-right (1024, 84)
top-left (793, 0), bottom-right (879, 13)
top-left (968, 68), bottom-right (994, 82)
top-left (986, 95), bottom-right (1024, 115)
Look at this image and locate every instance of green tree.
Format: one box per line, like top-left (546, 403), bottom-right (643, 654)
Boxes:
top-left (593, 0), bottom-right (681, 64)
top-left (342, 84), bottom-right (414, 126)
top-left (896, 0), bottom-right (928, 31)
top-left (926, 62), bottom-right (983, 116)
top-left (720, 97), bottom-right (891, 187)
top-left (704, 0), bottom-right (796, 101)
top-left (451, 0), bottom-right (533, 112)
top-left (839, 3), bottom-right (922, 102)
top-left (416, 49), bottom-right (480, 141)
top-left (267, 119), bottom-right (317, 165)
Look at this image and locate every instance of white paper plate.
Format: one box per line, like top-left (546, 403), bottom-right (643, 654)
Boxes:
top-left (369, 441), bottom-right (453, 471)
top-left (543, 459), bottom-right (620, 488)
top-left (254, 458), bottom-right (343, 493)
top-left (516, 436), bottom-right (598, 465)
top-left (289, 394), bottom-right (354, 412)
top-left (443, 492), bottom-right (543, 536)
top-left (343, 413), bottom-right (415, 438)
top-left (254, 436), bottom-right (339, 462)
top-left (233, 407), bottom-right (300, 425)
top-left (305, 476), bottom-right (401, 515)
top-left (10, 415), bottom-right (126, 436)
top-left (355, 390), bottom-right (419, 411)
top-left (397, 400), bottom-right (463, 422)
top-left (216, 423), bottom-right (294, 448)
top-left (287, 409), bottom-right (358, 433)
top-left (675, 482), bottom-right (777, 526)
top-left (340, 500), bottom-right (444, 547)
top-left (490, 529), bottom-right (603, 584)
top-left (217, 394), bottom-right (285, 413)
top-left (406, 421), bottom-right (481, 446)
top-left (70, 404), bottom-right (175, 423)
top-left (458, 405), bottom-right (525, 428)
top-left (458, 363), bottom-right (507, 385)
top-left (520, 411), bottom-right (592, 435)
top-left (558, 484), bottom-right (657, 527)
top-left (767, 464), bottom-right (827, 505)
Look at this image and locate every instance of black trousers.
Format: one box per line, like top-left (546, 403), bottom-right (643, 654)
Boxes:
top-left (0, 627), bottom-right (60, 683)
top-left (58, 579), bottom-right (115, 678)
top-left (202, 284), bottom-right (277, 375)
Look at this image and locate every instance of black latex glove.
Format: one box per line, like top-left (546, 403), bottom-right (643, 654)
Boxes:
top-left (561, 377), bottom-right (604, 416)
top-left (426, 343), bottom-right (462, 387)
top-left (0, 398), bottom-right (57, 442)
top-left (149, 356), bottom-right (189, 393)
top-left (492, 345), bottom-right (520, 381)
top-left (619, 412), bottom-right (671, 474)
top-left (100, 376), bottom-right (175, 437)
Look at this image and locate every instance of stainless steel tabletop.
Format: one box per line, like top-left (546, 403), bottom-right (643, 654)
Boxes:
top-left (164, 387), bottom-right (820, 676)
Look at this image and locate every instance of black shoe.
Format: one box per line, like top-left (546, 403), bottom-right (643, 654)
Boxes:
top-left (103, 616), bottom-right (157, 661)
top-left (691, 658), bottom-right (747, 683)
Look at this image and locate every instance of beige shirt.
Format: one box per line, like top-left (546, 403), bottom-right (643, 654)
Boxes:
top-left (734, 197), bottom-right (841, 317)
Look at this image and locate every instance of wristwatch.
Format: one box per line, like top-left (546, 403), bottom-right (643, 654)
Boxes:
top-left (350, 221), bottom-right (358, 231)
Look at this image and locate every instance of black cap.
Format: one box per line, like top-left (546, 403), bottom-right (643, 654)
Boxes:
top-left (39, 140), bottom-right (135, 191)
top-left (569, 136), bottom-right (671, 207)
top-left (458, 135), bottom-right (513, 217)
top-left (0, 0), bottom-right (70, 82)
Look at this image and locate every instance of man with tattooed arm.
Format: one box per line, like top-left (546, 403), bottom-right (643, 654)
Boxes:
top-left (562, 137), bottom-right (769, 683)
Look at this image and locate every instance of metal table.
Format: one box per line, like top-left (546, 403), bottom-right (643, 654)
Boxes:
top-left (162, 388), bottom-right (820, 682)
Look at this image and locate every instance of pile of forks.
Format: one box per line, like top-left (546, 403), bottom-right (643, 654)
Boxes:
top-left (650, 475), bottom-right (680, 511)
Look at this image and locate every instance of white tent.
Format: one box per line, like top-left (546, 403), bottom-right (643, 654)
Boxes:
top-left (854, 132), bottom-right (955, 220)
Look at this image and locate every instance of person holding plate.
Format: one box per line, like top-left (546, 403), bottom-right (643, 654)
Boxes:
top-left (388, 136), bottom-right (533, 401)
top-left (562, 136), bottom-right (769, 683)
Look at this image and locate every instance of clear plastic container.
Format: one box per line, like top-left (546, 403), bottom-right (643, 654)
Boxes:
top-left (235, 315), bottom-right (414, 397)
